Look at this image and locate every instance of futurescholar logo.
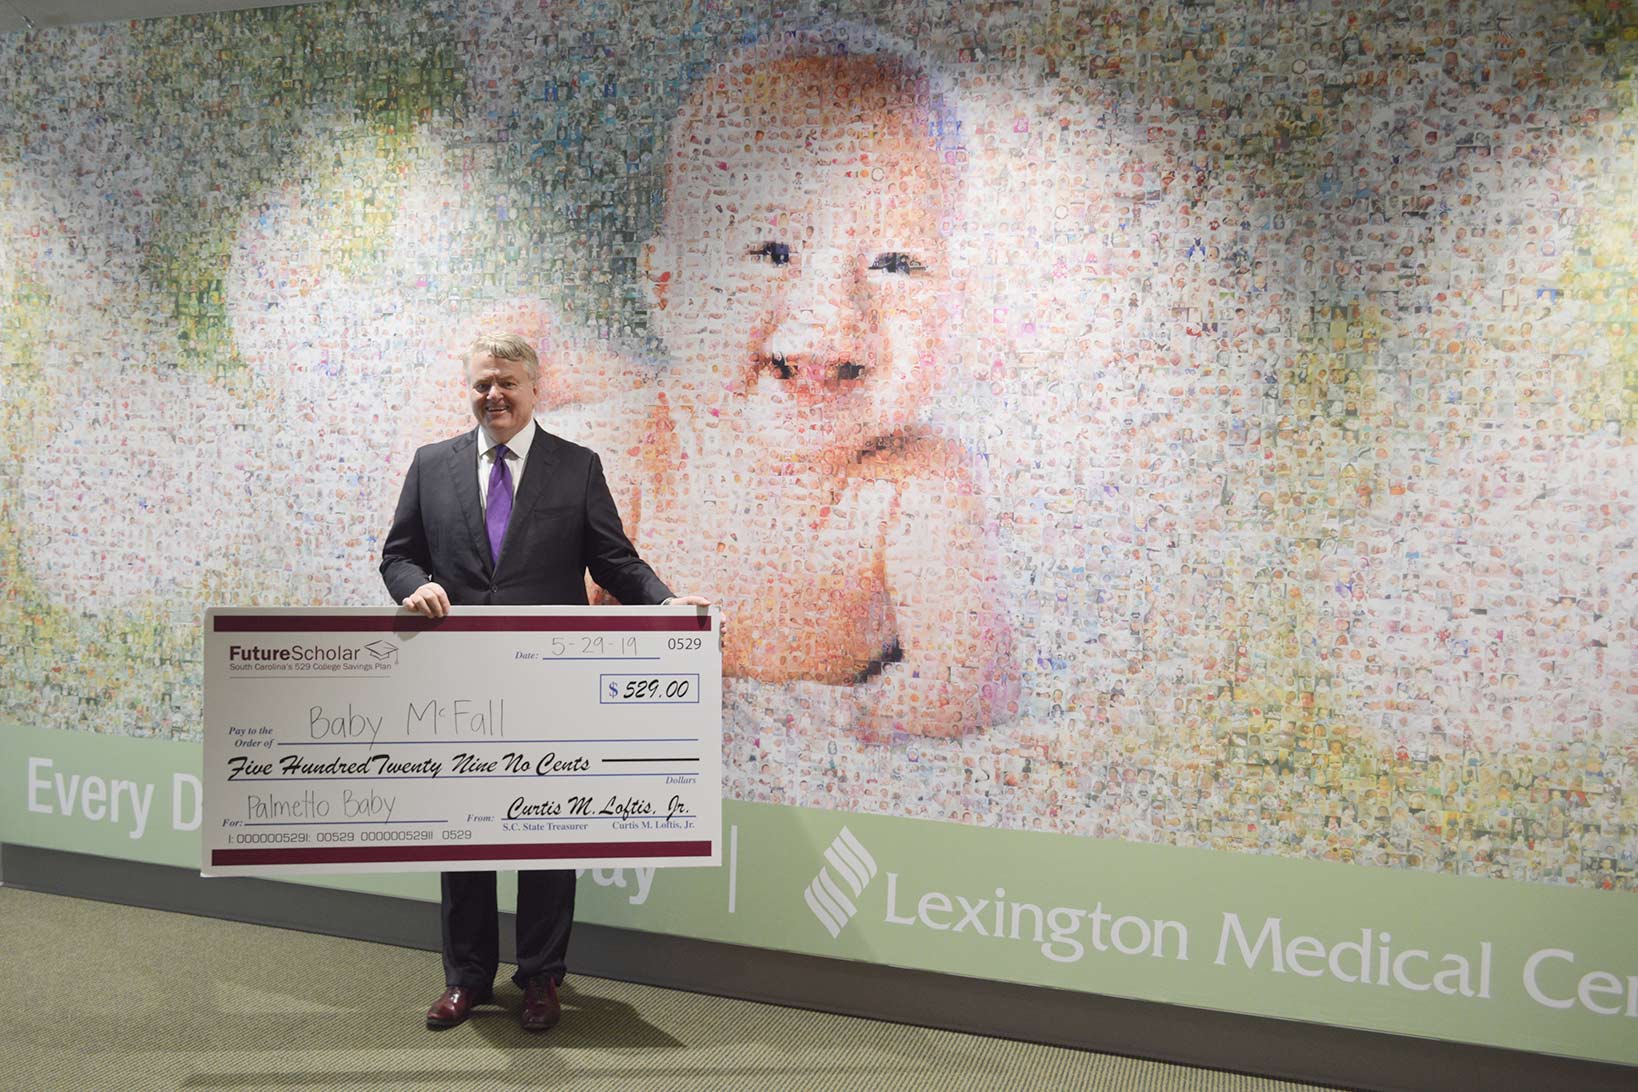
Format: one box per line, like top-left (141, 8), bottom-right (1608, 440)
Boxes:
top-left (226, 638), bottom-right (399, 673)
top-left (364, 639), bottom-right (399, 664)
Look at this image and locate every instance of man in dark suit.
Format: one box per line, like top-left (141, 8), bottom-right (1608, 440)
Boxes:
top-left (381, 332), bottom-right (708, 1032)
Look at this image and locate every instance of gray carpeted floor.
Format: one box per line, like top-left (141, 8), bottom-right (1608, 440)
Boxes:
top-left (0, 887), bottom-right (1337, 1091)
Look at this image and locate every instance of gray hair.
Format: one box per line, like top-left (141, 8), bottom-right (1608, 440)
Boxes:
top-left (464, 333), bottom-right (539, 381)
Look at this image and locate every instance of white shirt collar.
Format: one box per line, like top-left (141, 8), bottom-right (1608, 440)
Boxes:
top-left (478, 421), bottom-right (536, 463)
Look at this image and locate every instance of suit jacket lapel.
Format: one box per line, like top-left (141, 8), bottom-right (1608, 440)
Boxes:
top-left (496, 423), bottom-right (558, 574)
top-left (448, 429), bottom-right (491, 574)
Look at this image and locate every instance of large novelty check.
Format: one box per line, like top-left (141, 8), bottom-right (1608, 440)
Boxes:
top-left (201, 606), bottom-right (721, 876)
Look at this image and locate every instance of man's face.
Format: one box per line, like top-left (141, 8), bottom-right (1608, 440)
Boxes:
top-left (466, 351), bottom-right (539, 443)
top-left (651, 57), bottom-right (960, 453)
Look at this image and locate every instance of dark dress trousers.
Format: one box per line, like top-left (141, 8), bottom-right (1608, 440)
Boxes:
top-left (380, 423), bottom-right (673, 989)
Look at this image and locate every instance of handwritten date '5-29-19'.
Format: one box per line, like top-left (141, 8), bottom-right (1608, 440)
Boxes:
top-left (515, 636), bottom-right (641, 658)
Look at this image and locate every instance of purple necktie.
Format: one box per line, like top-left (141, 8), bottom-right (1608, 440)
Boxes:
top-left (486, 444), bottom-right (513, 565)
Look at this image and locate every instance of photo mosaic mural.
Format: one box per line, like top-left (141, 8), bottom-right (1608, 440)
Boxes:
top-left (2, 0), bottom-right (1634, 891)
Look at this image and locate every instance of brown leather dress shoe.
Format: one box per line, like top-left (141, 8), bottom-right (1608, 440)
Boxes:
top-left (426, 985), bottom-right (492, 1029)
top-left (520, 975), bottom-right (561, 1031)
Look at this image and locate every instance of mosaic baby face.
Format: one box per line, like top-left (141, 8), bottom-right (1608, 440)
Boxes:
top-left (650, 55), bottom-right (961, 453)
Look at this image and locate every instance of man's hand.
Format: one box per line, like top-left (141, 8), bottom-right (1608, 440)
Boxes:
top-left (664, 595), bottom-right (724, 641)
top-left (403, 582), bottom-right (452, 618)
top-left (665, 595), bottom-right (712, 607)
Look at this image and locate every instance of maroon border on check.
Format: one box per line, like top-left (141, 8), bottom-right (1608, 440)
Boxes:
top-left (212, 840), bottom-right (714, 867)
top-left (212, 615), bottom-right (710, 633)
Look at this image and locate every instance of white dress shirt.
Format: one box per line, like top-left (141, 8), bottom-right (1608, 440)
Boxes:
top-left (477, 423), bottom-right (535, 514)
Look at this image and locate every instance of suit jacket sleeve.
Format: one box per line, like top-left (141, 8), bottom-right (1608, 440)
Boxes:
top-left (380, 448), bottom-right (434, 604)
top-left (582, 451), bottom-right (674, 606)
